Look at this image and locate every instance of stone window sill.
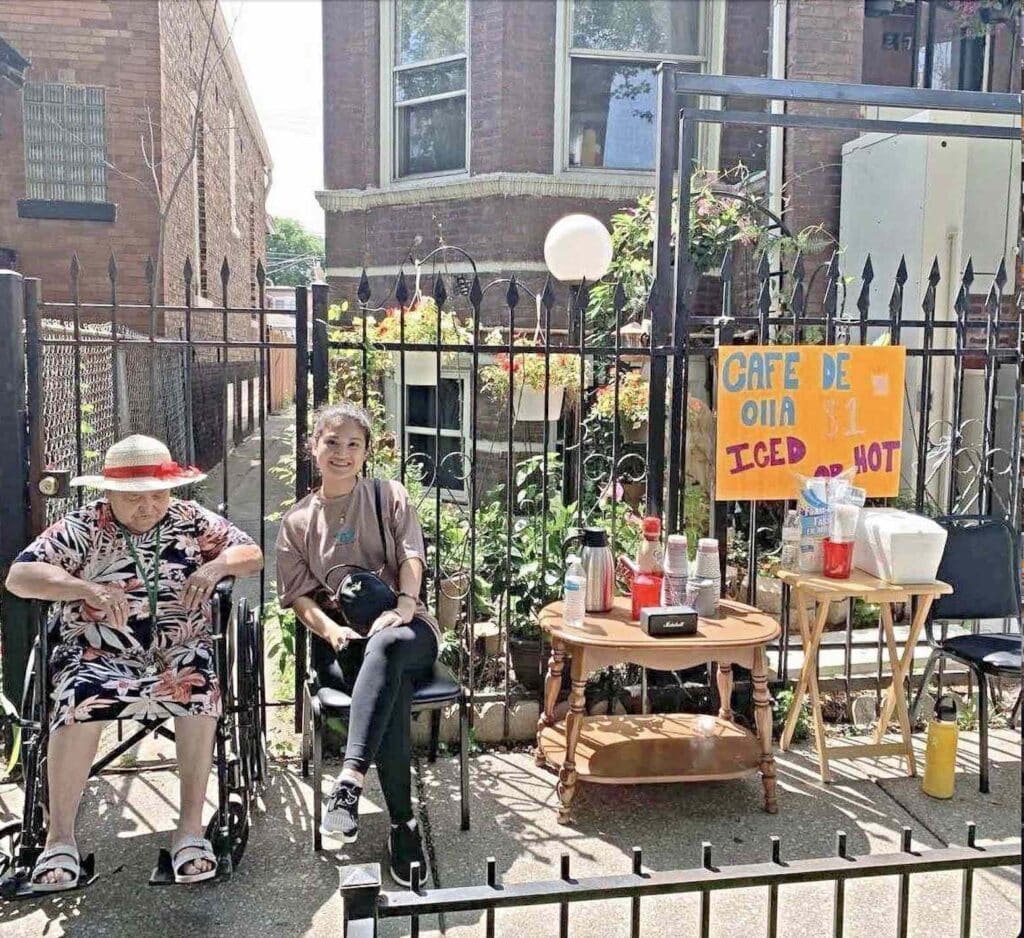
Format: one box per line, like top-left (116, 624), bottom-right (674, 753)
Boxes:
top-left (17, 199), bottom-right (117, 222)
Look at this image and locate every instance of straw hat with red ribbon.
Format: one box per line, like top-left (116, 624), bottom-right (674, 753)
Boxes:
top-left (71, 435), bottom-right (206, 492)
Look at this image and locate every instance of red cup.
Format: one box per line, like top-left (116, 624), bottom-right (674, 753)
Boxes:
top-left (822, 538), bottom-right (853, 579)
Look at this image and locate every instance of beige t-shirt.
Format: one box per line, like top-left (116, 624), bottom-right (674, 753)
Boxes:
top-left (275, 477), bottom-right (438, 636)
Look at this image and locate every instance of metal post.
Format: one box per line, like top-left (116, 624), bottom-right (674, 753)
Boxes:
top-left (295, 285), bottom-right (311, 497)
top-left (312, 283), bottom-right (330, 409)
top-left (0, 270), bottom-right (32, 710)
top-left (294, 285), bottom-right (310, 733)
top-left (340, 864), bottom-right (382, 938)
top-left (648, 63), bottom-right (679, 519)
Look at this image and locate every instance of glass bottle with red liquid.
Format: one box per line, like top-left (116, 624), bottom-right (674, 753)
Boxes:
top-left (631, 516), bottom-right (664, 620)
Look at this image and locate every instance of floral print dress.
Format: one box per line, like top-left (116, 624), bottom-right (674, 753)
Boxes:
top-left (14, 498), bottom-right (255, 730)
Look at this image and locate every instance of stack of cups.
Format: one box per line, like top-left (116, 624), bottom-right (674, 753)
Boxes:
top-left (691, 537), bottom-right (721, 616)
top-left (661, 534), bottom-right (689, 606)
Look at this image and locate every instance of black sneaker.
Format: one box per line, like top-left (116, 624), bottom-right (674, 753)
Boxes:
top-left (388, 819), bottom-right (427, 888)
top-left (321, 778), bottom-right (360, 842)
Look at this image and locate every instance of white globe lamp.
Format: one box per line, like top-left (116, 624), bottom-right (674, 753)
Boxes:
top-left (543, 214), bottom-right (613, 284)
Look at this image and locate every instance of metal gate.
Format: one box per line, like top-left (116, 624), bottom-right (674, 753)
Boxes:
top-left (0, 257), bottom-right (290, 709)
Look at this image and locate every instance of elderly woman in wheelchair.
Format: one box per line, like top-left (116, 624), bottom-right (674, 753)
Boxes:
top-left (3, 435), bottom-right (263, 892)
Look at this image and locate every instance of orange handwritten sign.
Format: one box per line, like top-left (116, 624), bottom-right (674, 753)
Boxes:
top-left (714, 346), bottom-right (906, 500)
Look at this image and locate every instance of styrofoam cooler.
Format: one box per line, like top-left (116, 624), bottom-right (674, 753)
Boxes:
top-left (853, 508), bottom-right (948, 584)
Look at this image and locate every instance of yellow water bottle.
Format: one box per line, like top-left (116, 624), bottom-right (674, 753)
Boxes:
top-left (922, 695), bottom-right (959, 799)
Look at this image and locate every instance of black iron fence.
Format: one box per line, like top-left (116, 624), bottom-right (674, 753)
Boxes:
top-left (339, 823), bottom-right (1020, 938)
top-left (1, 74), bottom-right (1020, 732)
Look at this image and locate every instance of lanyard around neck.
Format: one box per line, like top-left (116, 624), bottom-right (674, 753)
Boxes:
top-left (121, 522), bottom-right (162, 622)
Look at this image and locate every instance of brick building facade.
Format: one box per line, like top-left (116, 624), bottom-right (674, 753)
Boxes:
top-left (319, 0), bottom-right (1017, 304)
top-left (1, 1), bottom-right (273, 469)
top-left (0, 0), bottom-right (271, 323)
top-left (317, 0), bottom-right (1018, 503)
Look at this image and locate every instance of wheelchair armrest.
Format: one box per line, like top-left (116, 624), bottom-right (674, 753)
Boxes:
top-left (214, 577), bottom-right (236, 600)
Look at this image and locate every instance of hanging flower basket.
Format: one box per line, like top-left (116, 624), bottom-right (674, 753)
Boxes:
top-left (480, 315), bottom-right (582, 421)
top-left (389, 350), bottom-right (472, 384)
top-left (511, 384), bottom-right (566, 422)
top-left (371, 296), bottom-right (473, 383)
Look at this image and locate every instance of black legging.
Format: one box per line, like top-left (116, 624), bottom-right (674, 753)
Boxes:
top-left (329, 617), bottom-right (437, 824)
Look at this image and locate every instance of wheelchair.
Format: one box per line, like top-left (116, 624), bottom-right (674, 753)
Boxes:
top-left (0, 579), bottom-right (267, 897)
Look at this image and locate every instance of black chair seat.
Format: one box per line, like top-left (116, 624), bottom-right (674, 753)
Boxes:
top-left (315, 661), bottom-right (461, 711)
top-left (940, 632), bottom-right (1021, 673)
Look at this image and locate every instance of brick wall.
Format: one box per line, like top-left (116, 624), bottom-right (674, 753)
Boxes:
top-left (158, 0), bottom-right (268, 331)
top-left (719, 0), bottom-right (771, 176)
top-left (783, 0), bottom-right (865, 305)
top-left (322, 0), bottom-right (379, 189)
top-left (0, 0), bottom-right (268, 327)
top-left (0, 69), bottom-right (26, 270)
top-left (0, 0), bottom-right (162, 316)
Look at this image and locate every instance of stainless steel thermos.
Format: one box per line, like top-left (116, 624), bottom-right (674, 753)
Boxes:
top-left (562, 527), bottom-right (614, 613)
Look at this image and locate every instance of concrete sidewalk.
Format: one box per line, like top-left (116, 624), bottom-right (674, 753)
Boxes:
top-left (199, 409), bottom-right (294, 611)
top-left (0, 729), bottom-right (1018, 937)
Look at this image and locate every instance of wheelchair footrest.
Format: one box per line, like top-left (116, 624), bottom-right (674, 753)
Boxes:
top-left (148, 848), bottom-right (233, 886)
top-left (0, 852), bottom-right (97, 900)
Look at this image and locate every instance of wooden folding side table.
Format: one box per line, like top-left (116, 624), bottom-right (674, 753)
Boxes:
top-left (535, 595), bottom-right (780, 824)
top-left (776, 568), bottom-right (952, 783)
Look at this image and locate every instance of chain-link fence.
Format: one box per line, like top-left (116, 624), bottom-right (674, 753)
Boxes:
top-left (39, 320), bottom-right (190, 525)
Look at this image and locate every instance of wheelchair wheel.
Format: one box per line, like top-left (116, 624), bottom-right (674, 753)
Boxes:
top-left (205, 795), bottom-right (249, 871)
top-left (0, 641), bottom-right (48, 896)
top-left (18, 640), bottom-right (48, 851)
top-left (234, 598), bottom-right (267, 792)
top-left (0, 822), bottom-right (20, 880)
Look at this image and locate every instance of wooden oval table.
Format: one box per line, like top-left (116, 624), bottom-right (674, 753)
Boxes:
top-left (535, 595), bottom-right (780, 824)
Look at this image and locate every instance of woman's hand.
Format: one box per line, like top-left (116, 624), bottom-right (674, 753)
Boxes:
top-left (79, 581), bottom-right (130, 630)
top-left (368, 595), bottom-right (416, 636)
top-left (326, 622), bottom-right (362, 652)
top-left (181, 560), bottom-right (227, 612)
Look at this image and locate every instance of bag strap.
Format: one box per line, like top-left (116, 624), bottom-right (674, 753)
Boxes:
top-left (374, 478), bottom-right (389, 570)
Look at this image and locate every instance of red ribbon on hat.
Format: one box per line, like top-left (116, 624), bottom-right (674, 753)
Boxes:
top-left (103, 461), bottom-right (202, 480)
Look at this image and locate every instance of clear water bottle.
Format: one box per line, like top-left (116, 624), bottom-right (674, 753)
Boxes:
top-left (781, 510), bottom-right (800, 570)
top-left (564, 554), bottom-right (587, 628)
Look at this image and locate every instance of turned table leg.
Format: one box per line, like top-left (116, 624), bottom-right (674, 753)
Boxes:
top-left (752, 644), bottom-right (778, 814)
top-left (535, 641), bottom-right (566, 765)
top-left (716, 663), bottom-right (734, 722)
top-left (556, 655), bottom-right (586, 825)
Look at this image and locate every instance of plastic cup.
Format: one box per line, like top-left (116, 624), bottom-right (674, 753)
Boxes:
top-left (822, 538), bottom-right (854, 579)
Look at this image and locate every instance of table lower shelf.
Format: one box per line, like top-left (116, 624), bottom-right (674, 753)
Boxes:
top-left (538, 714), bottom-right (761, 784)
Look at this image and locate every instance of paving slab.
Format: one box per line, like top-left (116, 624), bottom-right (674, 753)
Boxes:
top-left (0, 749), bottom-right (401, 938)
top-left (414, 734), bottom-right (1021, 938)
top-left (0, 729), bottom-right (1017, 938)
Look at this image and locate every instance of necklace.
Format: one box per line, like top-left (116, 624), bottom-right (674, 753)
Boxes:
top-left (120, 521), bottom-right (163, 623)
top-left (332, 491), bottom-right (355, 544)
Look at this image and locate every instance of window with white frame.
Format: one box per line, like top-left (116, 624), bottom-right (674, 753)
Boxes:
top-left (403, 379), bottom-right (466, 493)
top-left (393, 0), bottom-right (468, 178)
top-left (23, 83), bottom-right (107, 201)
top-left (564, 0), bottom-right (704, 172)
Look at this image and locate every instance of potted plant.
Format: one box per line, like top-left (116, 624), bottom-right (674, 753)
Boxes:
top-left (474, 454), bottom-right (641, 694)
top-left (480, 330), bottom-right (583, 422)
top-left (371, 296), bottom-right (473, 383)
top-left (594, 367), bottom-right (650, 442)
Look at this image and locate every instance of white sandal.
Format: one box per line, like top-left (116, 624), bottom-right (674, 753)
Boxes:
top-left (30, 842), bottom-right (81, 893)
top-left (170, 835), bottom-right (217, 884)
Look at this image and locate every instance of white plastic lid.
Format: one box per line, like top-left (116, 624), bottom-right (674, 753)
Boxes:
top-left (697, 538), bottom-right (718, 551)
top-left (667, 534), bottom-right (688, 547)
